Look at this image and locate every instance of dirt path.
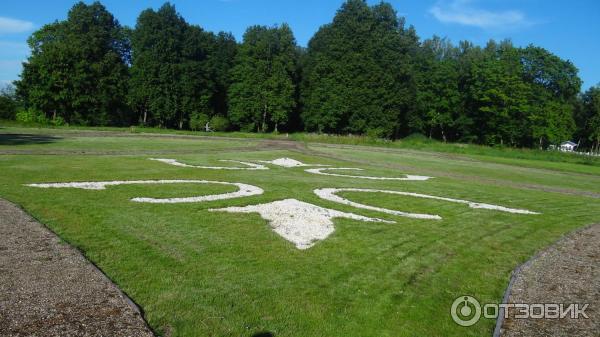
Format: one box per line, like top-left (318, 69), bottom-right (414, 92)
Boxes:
top-left (498, 224), bottom-right (599, 337)
top-left (0, 199), bottom-right (155, 337)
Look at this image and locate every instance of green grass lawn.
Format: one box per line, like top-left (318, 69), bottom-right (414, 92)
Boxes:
top-left (1, 125), bottom-right (598, 337)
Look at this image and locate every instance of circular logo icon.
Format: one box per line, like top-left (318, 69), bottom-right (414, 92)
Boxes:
top-left (451, 295), bottom-right (482, 326)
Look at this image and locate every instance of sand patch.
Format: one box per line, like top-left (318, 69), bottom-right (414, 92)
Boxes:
top-left (305, 168), bottom-right (432, 181)
top-left (150, 158), bottom-right (268, 170)
top-left (257, 157), bottom-right (329, 168)
top-left (210, 198), bottom-right (393, 249)
top-left (26, 180), bottom-right (263, 204)
top-left (315, 188), bottom-right (539, 218)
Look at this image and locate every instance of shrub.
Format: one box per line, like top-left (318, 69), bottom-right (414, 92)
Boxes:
top-left (366, 127), bottom-right (387, 139)
top-left (402, 133), bottom-right (433, 143)
top-left (189, 113), bottom-right (209, 131)
top-left (240, 122), bottom-right (256, 133)
top-left (0, 95), bottom-right (16, 119)
top-left (15, 108), bottom-right (48, 124)
top-left (210, 115), bottom-right (230, 132)
top-left (51, 116), bottom-right (66, 126)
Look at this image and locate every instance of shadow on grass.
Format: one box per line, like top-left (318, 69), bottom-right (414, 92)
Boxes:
top-left (0, 133), bottom-right (62, 145)
top-left (251, 332), bottom-right (274, 337)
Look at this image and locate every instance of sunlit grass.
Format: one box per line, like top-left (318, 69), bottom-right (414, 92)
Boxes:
top-left (0, 125), bottom-right (598, 336)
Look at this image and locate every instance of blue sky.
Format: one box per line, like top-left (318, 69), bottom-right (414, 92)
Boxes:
top-left (1, 0), bottom-right (599, 90)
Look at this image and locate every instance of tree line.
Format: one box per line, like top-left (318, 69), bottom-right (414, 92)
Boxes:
top-left (2, 0), bottom-right (599, 149)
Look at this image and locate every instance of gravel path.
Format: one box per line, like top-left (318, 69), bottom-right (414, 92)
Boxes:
top-left (0, 199), bottom-right (155, 337)
top-left (499, 224), bottom-right (599, 337)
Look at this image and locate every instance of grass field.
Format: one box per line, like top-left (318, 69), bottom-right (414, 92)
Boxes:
top-left (1, 125), bottom-right (599, 336)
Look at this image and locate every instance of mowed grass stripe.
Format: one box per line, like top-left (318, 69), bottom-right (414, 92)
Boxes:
top-left (1, 127), bottom-right (598, 336)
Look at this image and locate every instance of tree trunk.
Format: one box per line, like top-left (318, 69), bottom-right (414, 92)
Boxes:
top-left (539, 137), bottom-right (543, 150)
top-left (142, 108), bottom-right (147, 126)
top-left (262, 104), bottom-right (268, 133)
top-left (274, 122), bottom-right (278, 133)
top-left (441, 127), bottom-right (447, 143)
top-left (52, 110), bottom-right (57, 121)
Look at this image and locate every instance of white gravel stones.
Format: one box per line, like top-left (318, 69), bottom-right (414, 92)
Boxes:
top-left (257, 157), bottom-right (329, 168)
top-left (149, 158), bottom-right (268, 170)
top-left (305, 167), bottom-right (432, 181)
top-left (314, 188), bottom-right (540, 218)
top-left (210, 198), bottom-right (393, 249)
top-left (26, 156), bottom-right (539, 250)
top-left (25, 180), bottom-right (264, 204)
top-left (315, 188), bottom-right (441, 220)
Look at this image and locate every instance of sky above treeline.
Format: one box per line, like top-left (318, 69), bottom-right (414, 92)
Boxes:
top-left (0, 0), bottom-right (598, 90)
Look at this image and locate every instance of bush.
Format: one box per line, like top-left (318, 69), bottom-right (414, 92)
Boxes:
top-left (239, 122), bottom-right (256, 133)
top-left (210, 115), bottom-right (230, 132)
top-left (51, 115), bottom-right (65, 126)
top-left (189, 113), bottom-right (209, 131)
top-left (402, 133), bottom-right (433, 143)
top-left (15, 108), bottom-right (48, 124)
top-left (366, 127), bottom-right (388, 139)
top-left (0, 96), bottom-right (16, 119)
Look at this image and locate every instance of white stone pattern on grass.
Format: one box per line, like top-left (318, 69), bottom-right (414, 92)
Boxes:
top-left (257, 157), bottom-right (330, 168)
top-left (305, 167), bottom-right (432, 181)
top-left (210, 198), bottom-right (393, 249)
top-left (315, 188), bottom-right (441, 220)
top-left (314, 188), bottom-right (540, 219)
top-left (25, 180), bottom-right (264, 204)
top-left (149, 158), bottom-right (268, 170)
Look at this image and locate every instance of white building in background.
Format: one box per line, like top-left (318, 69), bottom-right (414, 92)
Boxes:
top-left (559, 141), bottom-right (578, 152)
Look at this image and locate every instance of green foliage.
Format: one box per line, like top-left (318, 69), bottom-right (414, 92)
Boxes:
top-left (15, 108), bottom-right (47, 124)
top-left (129, 3), bottom-right (236, 129)
top-left (15, 1), bottom-right (130, 126)
top-left (229, 24), bottom-right (299, 132)
top-left (414, 36), bottom-right (461, 141)
top-left (209, 115), bottom-right (230, 132)
top-left (3, 125), bottom-right (600, 336)
top-left (130, 3), bottom-right (208, 129)
top-left (577, 85), bottom-right (600, 151)
top-left (209, 32), bottom-right (237, 116)
top-left (13, 0), bottom-right (588, 149)
top-left (0, 85), bottom-right (17, 119)
top-left (412, 38), bottom-right (581, 148)
top-left (365, 127), bottom-right (388, 139)
top-left (189, 112), bottom-right (209, 131)
top-left (51, 115), bottom-right (66, 126)
top-left (302, 0), bottom-right (418, 138)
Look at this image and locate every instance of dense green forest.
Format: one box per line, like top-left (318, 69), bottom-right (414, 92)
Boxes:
top-left (2, 0), bottom-right (599, 149)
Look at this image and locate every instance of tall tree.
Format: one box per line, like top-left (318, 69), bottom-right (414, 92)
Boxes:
top-left (208, 32), bottom-right (237, 117)
top-left (228, 24), bottom-right (298, 132)
top-left (414, 36), bottom-right (461, 141)
top-left (466, 41), bottom-right (532, 146)
top-left (520, 45), bottom-right (581, 147)
top-left (578, 85), bottom-right (600, 152)
top-left (0, 84), bottom-right (17, 120)
top-left (129, 3), bottom-right (214, 129)
top-left (16, 1), bottom-right (130, 125)
top-left (302, 0), bottom-right (418, 138)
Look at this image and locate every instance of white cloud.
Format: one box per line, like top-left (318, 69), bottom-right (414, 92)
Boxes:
top-left (429, 0), bottom-right (530, 29)
top-left (0, 17), bottom-right (34, 34)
